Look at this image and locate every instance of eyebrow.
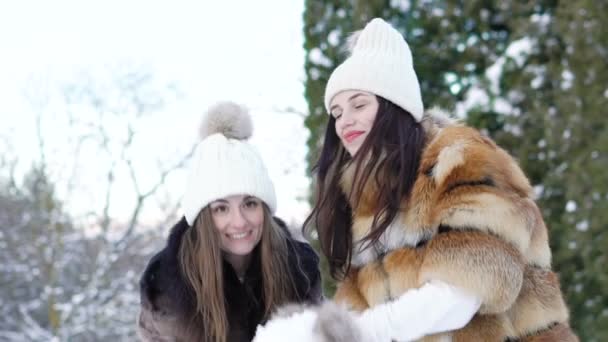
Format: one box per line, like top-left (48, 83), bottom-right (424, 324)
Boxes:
top-left (348, 93), bottom-right (367, 101)
top-left (330, 93), bottom-right (369, 112)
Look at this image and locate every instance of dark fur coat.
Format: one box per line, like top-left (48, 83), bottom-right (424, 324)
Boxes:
top-left (137, 217), bottom-right (321, 342)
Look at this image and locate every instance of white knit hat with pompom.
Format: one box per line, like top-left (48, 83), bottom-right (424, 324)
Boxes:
top-left (324, 18), bottom-right (424, 122)
top-left (181, 101), bottom-right (276, 225)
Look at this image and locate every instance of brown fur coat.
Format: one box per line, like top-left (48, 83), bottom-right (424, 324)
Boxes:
top-left (333, 108), bottom-right (578, 341)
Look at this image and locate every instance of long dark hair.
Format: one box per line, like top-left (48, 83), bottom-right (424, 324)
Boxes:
top-left (304, 96), bottom-right (426, 280)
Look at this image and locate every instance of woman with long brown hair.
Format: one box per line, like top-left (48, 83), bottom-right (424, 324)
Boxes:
top-left (137, 102), bottom-right (321, 342)
top-left (265, 17), bottom-right (576, 341)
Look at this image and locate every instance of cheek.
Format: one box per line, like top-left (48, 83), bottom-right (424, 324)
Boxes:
top-left (210, 214), bottom-right (227, 233)
top-left (251, 208), bottom-right (264, 230)
top-left (364, 109), bottom-right (377, 129)
top-left (242, 208), bottom-right (264, 237)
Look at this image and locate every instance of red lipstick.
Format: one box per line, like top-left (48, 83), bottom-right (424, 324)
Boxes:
top-left (344, 131), bottom-right (364, 143)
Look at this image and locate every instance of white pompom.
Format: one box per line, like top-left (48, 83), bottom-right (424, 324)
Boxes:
top-left (253, 308), bottom-right (319, 342)
top-left (253, 302), bottom-right (365, 342)
top-left (199, 101), bottom-right (253, 140)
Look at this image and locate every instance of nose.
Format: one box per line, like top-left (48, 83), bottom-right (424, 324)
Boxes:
top-left (230, 208), bottom-right (248, 229)
top-left (337, 110), bottom-right (354, 130)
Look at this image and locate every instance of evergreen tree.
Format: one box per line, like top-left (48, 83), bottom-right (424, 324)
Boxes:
top-left (0, 165), bottom-right (74, 339)
top-left (497, 2), bottom-right (608, 339)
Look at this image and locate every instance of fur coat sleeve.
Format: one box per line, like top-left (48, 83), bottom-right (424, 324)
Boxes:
top-left (290, 238), bottom-right (323, 303)
top-left (137, 306), bottom-right (181, 342)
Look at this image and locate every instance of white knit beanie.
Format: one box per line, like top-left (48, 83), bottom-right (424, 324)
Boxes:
top-left (181, 102), bottom-right (277, 225)
top-left (324, 18), bottom-right (424, 122)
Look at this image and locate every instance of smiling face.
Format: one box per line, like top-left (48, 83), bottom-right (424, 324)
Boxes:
top-left (330, 90), bottom-right (379, 156)
top-left (209, 194), bottom-right (264, 260)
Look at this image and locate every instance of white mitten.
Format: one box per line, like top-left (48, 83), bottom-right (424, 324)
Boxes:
top-left (356, 280), bottom-right (481, 341)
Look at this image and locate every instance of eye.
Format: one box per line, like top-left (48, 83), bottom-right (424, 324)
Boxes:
top-left (331, 111), bottom-right (342, 120)
top-left (244, 199), bottom-right (260, 209)
top-left (211, 204), bottom-right (228, 214)
top-left (354, 102), bottom-right (367, 110)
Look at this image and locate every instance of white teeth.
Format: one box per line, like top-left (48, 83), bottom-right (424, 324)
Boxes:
top-left (229, 232), bottom-right (249, 239)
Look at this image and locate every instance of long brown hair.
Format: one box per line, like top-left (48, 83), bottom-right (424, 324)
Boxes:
top-left (304, 96), bottom-right (426, 280)
top-left (178, 205), bottom-right (296, 342)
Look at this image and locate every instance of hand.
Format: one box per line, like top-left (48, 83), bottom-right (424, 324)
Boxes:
top-left (356, 281), bottom-right (481, 341)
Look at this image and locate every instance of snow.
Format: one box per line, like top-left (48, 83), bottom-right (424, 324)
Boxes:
top-left (561, 69), bottom-right (574, 90)
top-left (493, 97), bottom-right (514, 115)
top-left (454, 85), bottom-right (489, 118)
top-left (576, 220), bottom-right (589, 232)
top-left (505, 38), bottom-right (533, 67)
top-left (328, 30), bottom-right (341, 47)
top-left (485, 37), bottom-right (534, 94)
top-left (533, 185), bottom-right (544, 198)
top-left (390, 0), bottom-right (411, 12)
top-left (566, 200), bottom-right (577, 212)
top-left (309, 48), bottom-right (333, 68)
top-left (531, 13), bottom-right (552, 33)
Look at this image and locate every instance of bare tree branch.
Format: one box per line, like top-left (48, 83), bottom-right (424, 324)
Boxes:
top-left (2, 66), bottom-right (183, 340)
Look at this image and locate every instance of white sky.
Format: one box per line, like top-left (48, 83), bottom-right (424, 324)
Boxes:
top-left (0, 0), bottom-right (312, 228)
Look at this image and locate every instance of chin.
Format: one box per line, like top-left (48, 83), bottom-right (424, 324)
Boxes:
top-left (226, 237), bottom-right (260, 255)
top-left (346, 144), bottom-right (362, 156)
top-left (227, 244), bottom-right (256, 256)
top-left (347, 149), bottom-right (360, 157)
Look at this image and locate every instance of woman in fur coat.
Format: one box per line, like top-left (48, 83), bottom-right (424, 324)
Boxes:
top-left (137, 102), bottom-right (321, 342)
top-left (301, 18), bottom-right (578, 341)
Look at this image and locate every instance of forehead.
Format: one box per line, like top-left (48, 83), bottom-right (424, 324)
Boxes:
top-left (330, 90), bottom-right (375, 107)
top-left (211, 194), bottom-right (255, 204)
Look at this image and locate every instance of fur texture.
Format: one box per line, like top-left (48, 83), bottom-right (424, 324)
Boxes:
top-left (334, 108), bottom-right (578, 341)
top-left (254, 302), bottom-right (365, 342)
top-left (199, 101), bottom-right (253, 140)
top-left (315, 302), bottom-right (364, 342)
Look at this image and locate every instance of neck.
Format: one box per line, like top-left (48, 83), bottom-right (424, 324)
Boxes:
top-left (223, 252), bottom-right (252, 280)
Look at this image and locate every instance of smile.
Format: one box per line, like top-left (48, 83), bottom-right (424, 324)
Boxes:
top-left (227, 231), bottom-right (252, 240)
top-left (344, 131), bottom-right (364, 143)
